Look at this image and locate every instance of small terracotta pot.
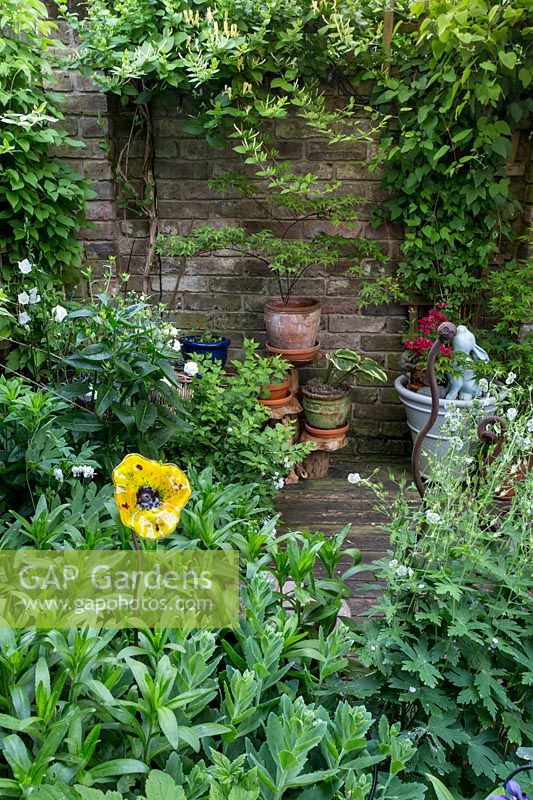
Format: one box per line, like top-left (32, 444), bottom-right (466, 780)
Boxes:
top-left (266, 341), bottom-right (320, 365)
top-left (302, 385), bottom-right (351, 430)
top-left (258, 391), bottom-right (293, 408)
top-left (265, 298), bottom-right (321, 350)
top-left (304, 422), bottom-right (350, 439)
top-left (260, 376), bottom-right (290, 401)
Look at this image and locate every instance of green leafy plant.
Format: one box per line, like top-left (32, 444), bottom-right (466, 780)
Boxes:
top-left (157, 167), bottom-right (380, 306)
top-left (315, 348), bottom-right (388, 390)
top-left (347, 397), bottom-right (533, 798)
top-left (360, 0), bottom-right (532, 314)
top-left (0, 0), bottom-right (91, 289)
top-left (0, 375), bottom-right (99, 518)
top-left (168, 340), bottom-right (311, 492)
top-left (53, 273), bottom-right (190, 470)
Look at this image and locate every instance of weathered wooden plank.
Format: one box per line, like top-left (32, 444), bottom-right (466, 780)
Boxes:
top-left (274, 455), bottom-right (411, 615)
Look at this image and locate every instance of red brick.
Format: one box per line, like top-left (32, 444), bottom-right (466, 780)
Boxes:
top-left (86, 201), bottom-right (115, 221)
top-left (183, 293), bottom-right (241, 311)
top-left (361, 334), bottom-right (402, 351)
top-left (329, 315), bottom-right (386, 333)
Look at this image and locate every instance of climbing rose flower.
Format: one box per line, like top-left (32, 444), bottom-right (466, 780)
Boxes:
top-left (18, 311), bottom-right (30, 325)
top-left (17, 258), bottom-right (32, 274)
top-left (425, 510), bottom-right (441, 524)
top-left (347, 472), bottom-right (362, 484)
top-left (17, 291), bottom-right (30, 305)
top-left (52, 305), bottom-right (68, 323)
top-left (183, 361), bottom-right (199, 377)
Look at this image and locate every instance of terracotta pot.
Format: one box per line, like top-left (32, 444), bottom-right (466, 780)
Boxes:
top-left (302, 385), bottom-right (351, 430)
top-left (258, 391), bottom-right (293, 408)
top-left (260, 375), bottom-right (290, 401)
top-left (264, 298), bottom-right (321, 350)
top-left (304, 422), bottom-right (350, 439)
top-left (266, 341), bottom-right (320, 366)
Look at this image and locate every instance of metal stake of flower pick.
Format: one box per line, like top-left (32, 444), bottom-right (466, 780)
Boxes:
top-left (411, 321), bottom-right (457, 497)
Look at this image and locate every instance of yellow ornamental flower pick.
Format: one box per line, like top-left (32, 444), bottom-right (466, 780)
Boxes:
top-left (112, 454), bottom-right (191, 542)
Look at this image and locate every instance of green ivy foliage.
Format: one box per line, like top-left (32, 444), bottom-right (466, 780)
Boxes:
top-left (367, 0), bottom-right (532, 311)
top-left (0, 0), bottom-right (91, 286)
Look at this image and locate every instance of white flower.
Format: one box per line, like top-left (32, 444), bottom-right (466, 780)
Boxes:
top-left (52, 305), bottom-right (68, 323)
top-left (227, 427), bottom-right (233, 434)
top-left (527, 418), bottom-right (533, 433)
top-left (72, 465), bottom-right (96, 479)
top-left (492, 637), bottom-right (498, 645)
top-left (451, 436), bottom-right (464, 450)
top-left (28, 288), bottom-right (41, 304)
top-left (18, 311), bottom-right (30, 326)
top-left (347, 472), bottom-right (362, 484)
top-left (505, 372), bottom-right (516, 385)
top-left (388, 559), bottom-right (399, 568)
top-left (478, 378), bottom-right (488, 393)
top-left (408, 567), bottom-right (414, 577)
top-left (425, 510), bottom-right (441, 525)
top-left (17, 258), bottom-right (32, 274)
top-left (465, 457), bottom-right (474, 466)
top-left (273, 477), bottom-right (285, 490)
top-left (17, 291), bottom-right (30, 305)
top-left (396, 565), bottom-right (409, 577)
top-left (283, 456), bottom-right (292, 469)
top-left (172, 339), bottom-right (182, 352)
top-left (370, 645), bottom-right (376, 651)
top-left (183, 361), bottom-right (199, 377)
top-left (53, 467), bottom-right (64, 483)
top-left (408, 686), bottom-right (417, 694)
top-left (418, 582), bottom-right (426, 590)
top-left (506, 407), bottom-right (518, 422)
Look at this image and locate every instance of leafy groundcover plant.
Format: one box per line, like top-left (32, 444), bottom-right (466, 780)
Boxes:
top-left (346, 387), bottom-right (533, 799)
top-left (0, 467), bottom-right (423, 798)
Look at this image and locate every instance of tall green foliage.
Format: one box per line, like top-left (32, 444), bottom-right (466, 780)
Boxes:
top-left (0, 0), bottom-right (91, 286)
top-left (365, 0), bottom-right (532, 312)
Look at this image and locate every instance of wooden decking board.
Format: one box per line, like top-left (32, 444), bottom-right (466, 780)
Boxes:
top-left (276, 454), bottom-right (413, 616)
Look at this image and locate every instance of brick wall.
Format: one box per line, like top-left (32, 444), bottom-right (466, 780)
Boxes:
top-left (110, 100), bottom-right (411, 454)
top-left (47, 5), bottom-right (119, 272)
top-left (46, 4), bottom-right (532, 456)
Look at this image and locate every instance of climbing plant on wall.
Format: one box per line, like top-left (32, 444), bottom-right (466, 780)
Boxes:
top-left (60, 0), bottom-right (385, 291)
top-left (360, 0), bottom-right (532, 315)
top-left (0, 0), bottom-right (91, 287)
top-left (64, 0), bottom-right (531, 331)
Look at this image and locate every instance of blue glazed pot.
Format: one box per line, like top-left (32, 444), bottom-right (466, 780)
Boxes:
top-left (180, 335), bottom-right (231, 366)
